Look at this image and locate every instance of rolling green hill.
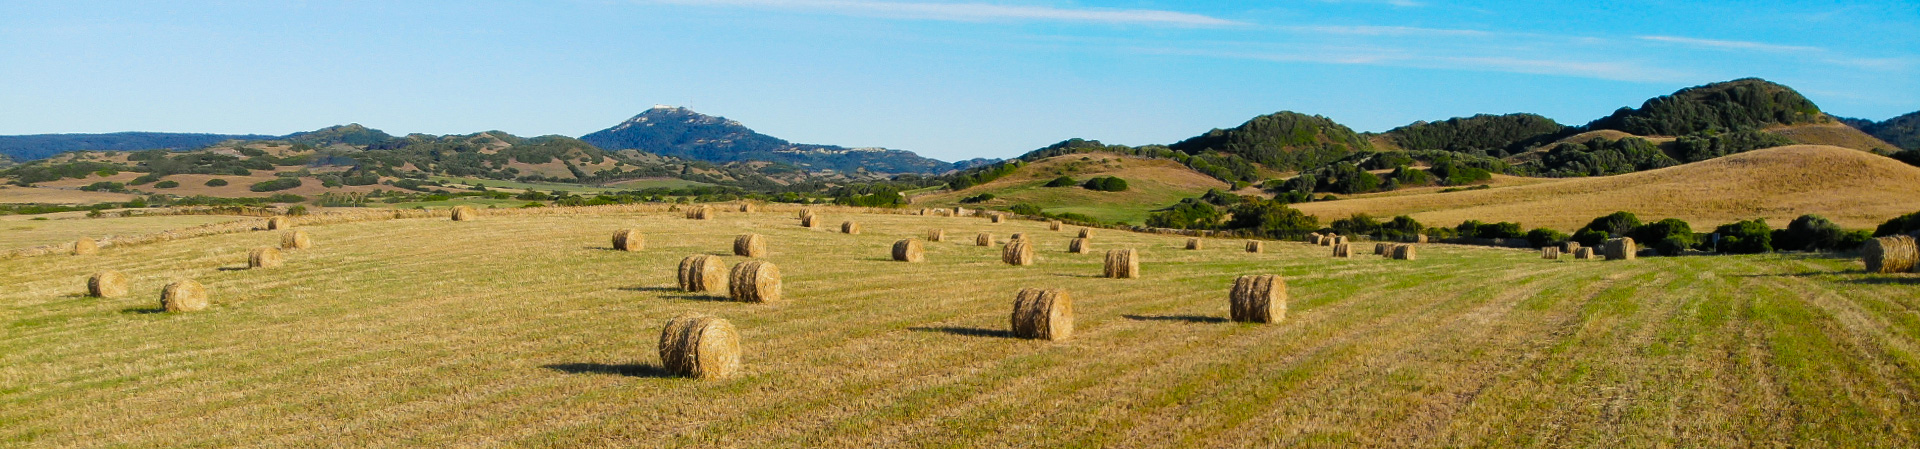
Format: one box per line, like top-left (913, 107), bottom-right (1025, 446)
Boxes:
top-left (915, 153), bottom-right (1230, 224)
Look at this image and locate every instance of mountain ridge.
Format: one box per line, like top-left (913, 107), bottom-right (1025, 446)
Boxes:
top-left (579, 106), bottom-right (968, 174)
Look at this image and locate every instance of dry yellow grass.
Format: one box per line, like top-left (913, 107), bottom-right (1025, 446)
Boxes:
top-left (0, 215), bottom-right (246, 251)
top-left (1769, 122), bottom-right (1902, 153)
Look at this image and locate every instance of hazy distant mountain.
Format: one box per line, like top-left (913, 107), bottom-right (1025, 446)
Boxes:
top-left (579, 106), bottom-right (962, 173)
top-left (0, 132), bottom-right (276, 161)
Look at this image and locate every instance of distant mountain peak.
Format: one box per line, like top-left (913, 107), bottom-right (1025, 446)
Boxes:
top-left (580, 107), bottom-right (960, 173)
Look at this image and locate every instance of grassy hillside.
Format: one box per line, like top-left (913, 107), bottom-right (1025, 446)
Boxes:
top-left (915, 154), bottom-right (1229, 224)
top-left (3, 209), bottom-right (1917, 446)
top-left (1768, 122), bottom-right (1903, 153)
top-left (1294, 145), bottom-right (1920, 230)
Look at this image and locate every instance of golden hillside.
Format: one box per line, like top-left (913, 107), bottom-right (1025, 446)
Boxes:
top-left (1768, 122), bottom-right (1902, 153)
top-left (1293, 145), bottom-right (1920, 230)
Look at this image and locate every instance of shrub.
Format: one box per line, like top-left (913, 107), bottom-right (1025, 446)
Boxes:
top-left (250, 178), bottom-right (302, 192)
top-left (1838, 230), bottom-right (1873, 251)
top-left (79, 182), bottom-right (126, 192)
top-left (1714, 219), bottom-right (1773, 254)
top-left (1224, 200), bottom-right (1318, 238)
top-left (1146, 199), bottom-right (1221, 229)
top-left (154, 180), bottom-right (180, 188)
top-left (266, 193), bottom-right (306, 203)
top-left (286, 205), bottom-right (309, 215)
top-left (1573, 229), bottom-right (1610, 247)
top-left (1525, 228), bottom-right (1569, 248)
top-left (1044, 176), bottom-right (1076, 187)
top-left (960, 193), bottom-right (996, 204)
top-left (130, 174), bottom-right (162, 185)
top-left (1633, 218), bottom-right (1697, 256)
top-left (1579, 211), bottom-right (1642, 238)
top-left (1082, 176), bottom-right (1129, 192)
top-left (1873, 211), bottom-right (1920, 237)
top-left (1330, 213), bottom-right (1383, 237)
top-left (205, 178), bottom-right (229, 187)
top-left (1778, 214), bottom-right (1844, 251)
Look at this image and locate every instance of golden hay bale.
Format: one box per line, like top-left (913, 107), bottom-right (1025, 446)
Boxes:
top-left (953, 207), bottom-right (969, 216)
top-left (800, 214), bottom-right (821, 230)
top-left (1320, 235), bottom-right (1335, 247)
top-left (733, 234), bottom-right (766, 258)
top-left (797, 208), bottom-right (814, 219)
top-left (1391, 244), bottom-right (1417, 260)
top-left (1308, 233), bottom-right (1322, 245)
top-left (1103, 248), bottom-right (1139, 279)
top-left (1331, 243), bottom-right (1352, 258)
top-left (1010, 232), bottom-right (1027, 241)
top-left (451, 205), bottom-right (478, 221)
top-left (1335, 236), bottom-right (1349, 246)
top-left (1542, 247), bottom-right (1561, 260)
top-left (677, 254), bottom-right (727, 294)
top-left (686, 205), bottom-right (715, 220)
top-left (1186, 238), bottom-right (1203, 250)
top-left (88, 271), bottom-right (129, 298)
top-left (928, 229), bottom-right (946, 242)
top-left (612, 229), bottom-right (645, 251)
top-left (1049, 221), bottom-right (1063, 231)
top-left (248, 247), bottom-right (284, 269)
top-left (1068, 237), bottom-right (1091, 254)
top-left (1414, 234), bottom-right (1429, 244)
top-left (1230, 275), bottom-right (1287, 323)
top-left (1574, 247), bottom-right (1596, 260)
top-left (1374, 243), bottom-right (1389, 255)
top-left (1010, 288), bottom-right (1072, 340)
top-left (1563, 241), bottom-right (1582, 253)
top-left (976, 232), bottom-right (994, 247)
top-left (892, 238), bottom-right (925, 262)
top-left (281, 230), bottom-right (313, 250)
top-left (1604, 237), bottom-right (1637, 261)
top-left (727, 261), bottom-right (782, 303)
top-left (738, 203), bottom-right (755, 213)
top-left (161, 279), bottom-right (209, 312)
top-left (841, 221), bottom-right (861, 234)
top-left (1002, 240), bottom-right (1036, 266)
top-left (990, 215), bottom-right (1004, 223)
top-left (1863, 235), bottom-right (1919, 273)
top-left (658, 312), bottom-right (742, 380)
top-left (1245, 240), bottom-right (1264, 253)
top-left (1077, 228), bottom-right (1093, 239)
top-left (72, 239), bottom-right (99, 256)
top-left (266, 216), bottom-right (291, 230)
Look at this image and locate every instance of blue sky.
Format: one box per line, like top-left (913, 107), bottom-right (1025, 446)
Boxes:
top-left (2, 1), bottom-right (1915, 161)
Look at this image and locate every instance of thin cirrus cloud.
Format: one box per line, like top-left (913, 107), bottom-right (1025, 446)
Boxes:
top-left (1636, 35), bottom-right (1824, 53)
top-left (642, 0), bottom-right (1243, 27)
top-left (1145, 45), bottom-right (1690, 83)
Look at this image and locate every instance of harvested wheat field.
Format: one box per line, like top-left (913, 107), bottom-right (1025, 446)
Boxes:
top-left (1, 209), bottom-right (1918, 447)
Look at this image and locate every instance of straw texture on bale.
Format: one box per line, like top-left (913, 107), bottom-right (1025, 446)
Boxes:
top-left (281, 230), bottom-right (313, 250)
top-left (976, 232), bottom-right (994, 247)
top-left (1864, 235), bottom-right (1919, 273)
top-left (266, 216), bottom-right (291, 230)
top-left (841, 221), bottom-right (861, 234)
top-left (1245, 240), bottom-right (1264, 253)
top-left (1542, 247), bottom-right (1562, 260)
top-left (1010, 233), bottom-right (1027, 242)
top-left (733, 234), bottom-right (766, 258)
top-left (727, 261), bottom-right (782, 303)
top-left (1077, 228), bottom-right (1093, 238)
top-left (248, 247), bottom-right (284, 269)
top-left (1391, 244), bottom-right (1417, 260)
top-left (451, 206), bottom-right (478, 221)
top-left (161, 280), bottom-right (209, 312)
top-left (1186, 238), bottom-right (1203, 250)
top-left (1320, 235), bottom-right (1335, 247)
top-left (1010, 288), bottom-right (1073, 341)
top-left (1604, 238), bottom-right (1638, 261)
top-left (990, 215), bottom-right (1004, 223)
top-left (800, 214), bottom-right (820, 230)
top-left (677, 255), bottom-right (726, 294)
top-left (1002, 240), bottom-right (1035, 266)
top-left (1103, 248), bottom-right (1139, 279)
top-left (1563, 241), bottom-right (1582, 253)
top-left (1049, 221), bottom-right (1062, 231)
top-left (658, 313), bottom-right (742, 380)
top-left (892, 239), bottom-right (925, 262)
top-left (1230, 275), bottom-right (1287, 323)
top-left (1068, 238), bottom-right (1091, 254)
top-left (1414, 234), bottom-right (1430, 244)
top-left (610, 229), bottom-right (645, 251)
top-left (88, 271), bottom-right (129, 298)
top-left (1308, 233), bottom-right (1322, 245)
top-left (1332, 243), bottom-right (1352, 258)
top-left (686, 205), bottom-right (714, 220)
top-left (1374, 243), bottom-right (1389, 255)
top-left (72, 239), bottom-right (98, 256)
top-left (1574, 247), bottom-right (1596, 260)
top-left (927, 229), bottom-right (946, 242)
top-left (738, 203), bottom-right (755, 213)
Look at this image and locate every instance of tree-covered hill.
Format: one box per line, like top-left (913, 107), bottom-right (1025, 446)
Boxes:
top-left (1586, 78), bottom-right (1824, 136)
top-left (0, 132), bottom-right (277, 161)
top-left (1382, 113), bottom-right (1572, 157)
top-left (1169, 111), bottom-right (1371, 172)
top-left (579, 106), bottom-right (959, 174)
top-left (1845, 111), bottom-right (1920, 151)
top-left (285, 124), bottom-right (396, 147)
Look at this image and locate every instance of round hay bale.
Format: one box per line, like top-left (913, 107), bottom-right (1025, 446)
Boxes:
top-left (841, 221), bottom-right (861, 234)
top-left (88, 270), bottom-right (129, 298)
top-left (1186, 238), bottom-right (1203, 250)
top-left (161, 280), bottom-right (209, 312)
top-left (738, 203), bottom-right (755, 213)
top-left (927, 229), bottom-right (946, 242)
top-left (1048, 221), bottom-right (1062, 231)
top-left (1077, 228), bottom-right (1093, 239)
top-left (451, 205), bottom-right (478, 221)
top-left (1391, 244), bottom-right (1417, 260)
top-left (1245, 240), bottom-right (1264, 253)
top-left (1010, 288), bottom-right (1073, 341)
top-left (797, 208), bottom-right (814, 219)
top-left (1320, 235), bottom-right (1335, 247)
top-left (1542, 247), bottom-right (1561, 260)
top-left (248, 247), bottom-right (284, 269)
top-left (1308, 233), bottom-right (1321, 244)
top-left (1864, 235), bottom-right (1919, 273)
top-left (727, 261), bottom-right (782, 303)
top-left (1002, 240), bottom-right (1035, 266)
top-left (281, 230), bottom-right (313, 250)
top-left (266, 216), bottom-right (292, 230)
top-left (1068, 238), bottom-right (1091, 254)
top-left (1563, 241), bottom-right (1582, 253)
top-left (658, 312), bottom-right (742, 380)
top-left (1604, 237), bottom-right (1637, 261)
top-left (990, 215), bottom-right (1004, 223)
top-left (733, 234), bottom-right (766, 258)
top-left (612, 229), bottom-right (644, 251)
top-left (1374, 243), bottom-right (1389, 255)
top-left (72, 238), bottom-right (99, 256)
top-left (953, 207), bottom-right (969, 216)
top-left (686, 205), bottom-right (715, 220)
top-left (892, 239), bottom-right (925, 262)
top-left (976, 232), bottom-right (994, 247)
top-left (1573, 247), bottom-right (1596, 260)
top-left (1414, 234), bottom-right (1430, 244)
top-left (1103, 248), bottom-right (1139, 279)
top-left (677, 254), bottom-right (727, 294)
top-left (1229, 275), bottom-right (1287, 323)
top-left (800, 214), bottom-right (820, 230)
top-left (1010, 232), bottom-right (1027, 242)
top-left (1331, 243), bottom-right (1351, 258)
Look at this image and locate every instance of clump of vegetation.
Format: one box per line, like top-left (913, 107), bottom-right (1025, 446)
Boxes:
top-left (959, 193), bottom-right (995, 204)
top-left (1081, 176), bottom-right (1128, 192)
top-left (250, 178), bottom-right (302, 192)
top-left (1043, 176), bottom-right (1076, 187)
top-left (205, 178), bottom-right (228, 187)
top-left (1714, 219), bottom-right (1774, 254)
top-left (154, 180), bottom-right (180, 188)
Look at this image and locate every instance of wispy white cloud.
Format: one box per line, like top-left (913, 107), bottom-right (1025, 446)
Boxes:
top-left (1144, 46), bottom-right (1689, 83)
top-left (1636, 35), bottom-right (1823, 53)
top-left (1313, 0), bottom-right (1426, 7)
top-left (643, 0), bottom-right (1241, 27)
top-left (1285, 25), bottom-right (1488, 37)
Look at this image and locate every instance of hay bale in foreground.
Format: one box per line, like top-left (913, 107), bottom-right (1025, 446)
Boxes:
top-left (1391, 244), bottom-right (1417, 260)
top-left (282, 230), bottom-right (313, 250)
top-left (927, 229), bottom-right (946, 242)
top-left (1103, 248), bottom-right (1139, 279)
top-left (161, 280), bottom-right (208, 312)
top-left (1230, 275), bottom-right (1287, 323)
top-left (1604, 237), bottom-right (1637, 261)
top-left (451, 206), bottom-right (478, 221)
top-left (841, 221), bottom-right (861, 234)
top-left (612, 229), bottom-right (644, 252)
top-left (658, 312), bottom-right (742, 380)
top-left (1864, 235), bottom-right (1919, 273)
top-left (677, 255), bottom-right (726, 294)
top-left (976, 232), bottom-right (994, 247)
top-left (88, 271), bottom-right (128, 298)
top-left (1077, 228), bottom-right (1093, 239)
top-left (1331, 243), bottom-right (1352, 258)
top-left (892, 239), bottom-right (925, 262)
top-left (266, 216), bottom-right (291, 230)
top-left (1542, 247), bottom-right (1561, 260)
top-left (1245, 240), bottom-right (1264, 253)
top-left (733, 234), bottom-right (766, 258)
top-left (248, 247), bottom-right (284, 269)
top-left (1010, 288), bottom-right (1072, 340)
top-left (1068, 238), bottom-right (1091, 254)
top-left (727, 261), bottom-right (781, 303)
top-left (72, 239), bottom-right (98, 256)
top-left (1573, 247), bottom-right (1596, 260)
top-left (1048, 221), bottom-right (1062, 231)
top-left (1186, 238), bottom-right (1203, 250)
top-left (1002, 240), bottom-right (1035, 266)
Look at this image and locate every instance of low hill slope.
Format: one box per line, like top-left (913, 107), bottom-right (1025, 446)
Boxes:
top-left (1768, 122), bottom-right (1901, 153)
top-left (1293, 145), bottom-right (1920, 230)
top-left (913, 154), bottom-right (1228, 224)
